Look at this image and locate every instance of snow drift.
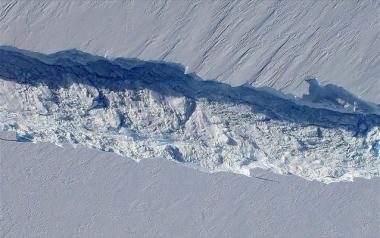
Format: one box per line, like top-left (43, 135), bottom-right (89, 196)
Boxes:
top-left (1, 0), bottom-right (379, 103)
top-left (0, 47), bottom-right (379, 183)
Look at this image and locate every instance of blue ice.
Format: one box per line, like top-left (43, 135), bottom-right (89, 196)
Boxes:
top-left (372, 140), bottom-right (380, 158)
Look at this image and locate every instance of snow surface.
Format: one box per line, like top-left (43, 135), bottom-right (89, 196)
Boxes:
top-left (0, 0), bottom-right (379, 103)
top-left (0, 1), bottom-right (380, 236)
top-left (1, 135), bottom-right (379, 237)
top-left (0, 47), bottom-right (379, 183)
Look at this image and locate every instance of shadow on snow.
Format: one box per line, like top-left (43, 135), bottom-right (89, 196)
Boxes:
top-left (0, 46), bottom-right (379, 137)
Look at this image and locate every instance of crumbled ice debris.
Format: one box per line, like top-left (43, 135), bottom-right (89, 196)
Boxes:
top-left (0, 48), bottom-right (379, 183)
top-left (184, 66), bottom-right (190, 74)
top-left (302, 78), bottom-right (380, 114)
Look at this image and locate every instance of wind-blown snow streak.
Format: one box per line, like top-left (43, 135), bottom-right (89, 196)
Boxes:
top-left (0, 0), bottom-right (379, 103)
top-left (0, 48), bottom-right (379, 183)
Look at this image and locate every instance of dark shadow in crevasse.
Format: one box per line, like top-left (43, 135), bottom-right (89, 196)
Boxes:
top-left (0, 46), bottom-right (379, 136)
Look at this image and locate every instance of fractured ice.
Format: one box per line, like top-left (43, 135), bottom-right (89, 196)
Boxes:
top-left (0, 47), bottom-right (379, 183)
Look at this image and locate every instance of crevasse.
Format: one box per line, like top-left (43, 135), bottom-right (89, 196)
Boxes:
top-left (0, 47), bottom-right (379, 183)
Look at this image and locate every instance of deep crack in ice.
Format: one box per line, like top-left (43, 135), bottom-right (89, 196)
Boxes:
top-left (0, 47), bottom-right (379, 183)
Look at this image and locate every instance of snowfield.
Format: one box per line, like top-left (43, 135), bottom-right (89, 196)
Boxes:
top-left (1, 138), bottom-right (379, 237)
top-left (0, 47), bottom-right (379, 183)
top-left (1, 1), bottom-right (380, 236)
top-left (1, 0), bottom-right (379, 103)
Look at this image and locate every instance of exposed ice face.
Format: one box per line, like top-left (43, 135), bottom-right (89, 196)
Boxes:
top-left (372, 140), bottom-right (380, 158)
top-left (0, 48), bottom-right (379, 183)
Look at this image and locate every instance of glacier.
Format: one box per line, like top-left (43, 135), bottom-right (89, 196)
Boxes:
top-left (0, 47), bottom-right (379, 183)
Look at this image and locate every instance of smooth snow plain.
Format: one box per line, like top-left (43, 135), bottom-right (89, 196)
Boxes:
top-left (1, 134), bottom-right (379, 237)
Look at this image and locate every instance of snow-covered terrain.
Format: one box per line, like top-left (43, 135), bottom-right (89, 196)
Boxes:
top-left (1, 1), bottom-right (380, 237)
top-left (0, 47), bottom-right (379, 183)
top-left (1, 0), bottom-right (379, 103)
top-left (1, 137), bottom-right (379, 237)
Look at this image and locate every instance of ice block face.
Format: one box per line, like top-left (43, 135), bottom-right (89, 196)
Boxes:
top-left (0, 48), bottom-right (379, 183)
top-left (372, 140), bottom-right (380, 158)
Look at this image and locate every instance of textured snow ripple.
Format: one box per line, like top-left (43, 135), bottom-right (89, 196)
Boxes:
top-left (1, 0), bottom-right (379, 102)
top-left (0, 48), bottom-right (379, 183)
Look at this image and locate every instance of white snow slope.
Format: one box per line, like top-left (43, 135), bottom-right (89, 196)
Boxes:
top-left (0, 0), bottom-right (379, 103)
